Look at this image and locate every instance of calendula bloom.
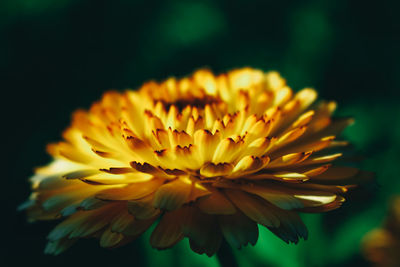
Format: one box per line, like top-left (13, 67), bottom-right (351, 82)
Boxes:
top-left (21, 68), bottom-right (368, 256)
top-left (362, 196), bottom-right (400, 267)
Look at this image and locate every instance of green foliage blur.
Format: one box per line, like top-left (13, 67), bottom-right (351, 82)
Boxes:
top-left (3, 0), bottom-right (399, 266)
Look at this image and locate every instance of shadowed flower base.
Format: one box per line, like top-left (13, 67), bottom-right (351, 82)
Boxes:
top-left (20, 68), bottom-right (371, 256)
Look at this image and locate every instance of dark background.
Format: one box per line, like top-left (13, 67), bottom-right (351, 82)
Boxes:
top-left (3, 0), bottom-right (400, 266)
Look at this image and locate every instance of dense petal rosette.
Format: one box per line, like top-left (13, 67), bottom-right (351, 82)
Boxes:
top-left (21, 68), bottom-right (370, 256)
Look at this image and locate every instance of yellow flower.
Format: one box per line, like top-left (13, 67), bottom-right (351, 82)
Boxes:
top-left (362, 196), bottom-right (400, 267)
top-left (21, 67), bottom-right (368, 256)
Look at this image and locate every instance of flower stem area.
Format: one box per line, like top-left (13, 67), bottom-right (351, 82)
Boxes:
top-left (217, 241), bottom-right (239, 267)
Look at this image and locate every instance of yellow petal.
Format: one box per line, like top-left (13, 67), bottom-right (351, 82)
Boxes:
top-left (200, 162), bottom-right (234, 177)
top-left (246, 171), bottom-right (308, 182)
top-left (212, 138), bottom-right (243, 163)
top-left (96, 179), bottom-right (164, 200)
top-left (193, 129), bottom-right (221, 163)
top-left (266, 152), bottom-right (312, 169)
top-left (232, 155), bottom-right (270, 175)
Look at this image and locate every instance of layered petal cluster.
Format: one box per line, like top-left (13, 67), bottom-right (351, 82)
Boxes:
top-left (21, 68), bottom-right (368, 255)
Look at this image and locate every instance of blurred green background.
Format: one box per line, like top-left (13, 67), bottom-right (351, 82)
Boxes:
top-left (3, 0), bottom-right (399, 266)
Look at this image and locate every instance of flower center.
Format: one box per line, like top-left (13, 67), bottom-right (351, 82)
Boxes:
top-left (158, 95), bottom-right (221, 111)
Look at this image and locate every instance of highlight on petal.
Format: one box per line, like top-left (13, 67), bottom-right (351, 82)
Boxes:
top-left (96, 179), bottom-right (164, 200)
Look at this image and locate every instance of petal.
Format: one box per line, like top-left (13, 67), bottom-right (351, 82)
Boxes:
top-left (267, 210), bottom-right (308, 244)
top-left (130, 161), bottom-right (171, 178)
top-left (231, 155), bottom-right (270, 176)
top-left (266, 152), bottom-right (312, 169)
top-left (42, 186), bottom-right (107, 213)
top-left (35, 174), bottom-right (81, 191)
top-left (188, 183), bottom-right (211, 202)
top-left (246, 119), bottom-right (272, 142)
top-left (219, 211), bottom-right (259, 249)
top-left (213, 138), bottom-right (243, 163)
top-left (291, 110), bottom-right (315, 129)
top-left (80, 196), bottom-right (108, 210)
top-left (243, 186), bottom-right (304, 210)
top-left (193, 129), bottom-right (221, 163)
top-left (225, 190), bottom-right (280, 227)
top-left (200, 162), bottom-right (234, 177)
top-left (295, 153), bottom-right (343, 167)
top-left (153, 178), bottom-right (192, 211)
top-left (197, 191), bottom-right (236, 215)
top-left (312, 167), bottom-right (375, 185)
top-left (121, 216), bottom-right (158, 236)
top-left (62, 169), bottom-right (100, 180)
top-left (83, 172), bottom-right (152, 185)
top-left (150, 210), bottom-right (184, 249)
top-left (47, 204), bottom-right (119, 241)
top-left (47, 142), bottom-right (91, 164)
top-left (271, 136), bottom-right (335, 158)
top-left (271, 126), bottom-right (307, 152)
top-left (100, 167), bottom-right (135, 174)
top-left (272, 86), bottom-right (292, 106)
top-left (44, 238), bottom-right (77, 255)
top-left (298, 196), bottom-right (345, 212)
top-left (246, 171), bottom-right (308, 182)
top-left (124, 136), bottom-right (156, 163)
top-left (243, 183), bottom-right (337, 209)
top-left (127, 194), bottom-right (160, 220)
top-left (96, 179), bottom-right (164, 200)
top-left (303, 165), bottom-right (331, 177)
top-left (314, 117), bottom-right (354, 138)
top-left (110, 211), bottom-right (135, 233)
top-left (100, 227), bottom-right (124, 248)
top-left (181, 206), bottom-right (222, 256)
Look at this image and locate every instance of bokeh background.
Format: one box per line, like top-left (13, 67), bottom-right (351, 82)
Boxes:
top-left (3, 0), bottom-right (400, 266)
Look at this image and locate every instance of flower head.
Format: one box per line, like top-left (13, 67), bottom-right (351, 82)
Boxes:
top-left (21, 68), bottom-right (368, 256)
top-left (362, 196), bottom-right (400, 266)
